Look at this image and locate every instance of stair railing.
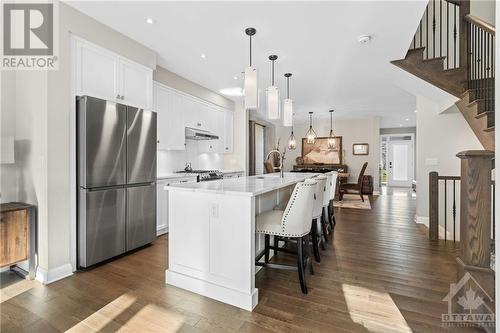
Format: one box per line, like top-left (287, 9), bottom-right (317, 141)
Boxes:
top-left (429, 171), bottom-right (495, 244)
top-left (466, 14), bottom-right (495, 118)
top-left (410, 0), bottom-right (464, 70)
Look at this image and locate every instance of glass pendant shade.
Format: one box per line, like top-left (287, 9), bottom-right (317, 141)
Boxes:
top-left (306, 112), bottom-right (317, 144)
top-left (266, 86), bottom-right (280, 120)
top-left (244, 66), bottom-right (258, 110)
top-left (306, 127), bottom-right (317, 144)
top-left (283, 99), bottom-right (293, 126)
top-left (327, 130), bottom-right (336, 150)
top-left (288, 130), bottom-right (296, 150)
top-left (282, 73), bottom-right (293, 127)
top-left (327, 109), bottom-right (336, 150)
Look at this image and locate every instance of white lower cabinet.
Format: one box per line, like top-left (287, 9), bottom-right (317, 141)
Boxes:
top-left (156, 176), bottom-right (197, 235)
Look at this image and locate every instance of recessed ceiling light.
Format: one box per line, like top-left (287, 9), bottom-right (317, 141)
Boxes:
top-left (146, 18), bottom-right (155, 24)
top-left (219, 87), bottom-right (244, 97)
top-left (405, 118), bottom-right (409, 121)
top-left (233, 76), bottom-right (238, 80)
top-left (358, 35), bottom-right (372, 44)
top-left (201, 53), bottom-right (207, 59)
top-left (399, 124), bottom-right (403, 127)
top-left (414, 110), bottom-right (417, 113)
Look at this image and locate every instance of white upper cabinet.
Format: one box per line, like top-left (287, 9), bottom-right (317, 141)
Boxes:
top-left (73, 36), bottom-right (153, 110)
top-left (223, 109), bottom-right (234, 154)
top-left (154, 82), bottom-right (185, 151)
top-left (119, 59), bottom-right (153, 109)
top-left (75, 38), bottom-right (118, 101)
top-left (152, 81), bottom-right (234, 154)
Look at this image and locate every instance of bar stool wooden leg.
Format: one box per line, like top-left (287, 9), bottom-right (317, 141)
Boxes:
top-left (273, 236), bottom-right (278, 257)
top-left (296, 236), bottom-right (308, 294)
top-left (264, 234), bottom-right (270, 263)
top-left (303, 235), bottom-right (314, 275)
top-left (310, 220), bottom-right (321, 263)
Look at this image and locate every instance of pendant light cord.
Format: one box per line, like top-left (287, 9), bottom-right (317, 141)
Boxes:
top-left (287, 76), bottom-right (290, 99)
top-left (271, 60), bottom-right (275, 85)
top-left (249, 36), bottom-right (252, 67)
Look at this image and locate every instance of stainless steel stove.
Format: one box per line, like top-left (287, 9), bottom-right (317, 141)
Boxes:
top-left (176, 169), bottom-right (224, 182)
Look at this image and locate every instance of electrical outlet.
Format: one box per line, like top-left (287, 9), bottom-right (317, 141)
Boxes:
top-left (210, 203), bottom-right (219, 218)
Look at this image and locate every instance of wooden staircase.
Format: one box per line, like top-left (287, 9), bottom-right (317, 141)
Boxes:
top-left (391, 1), bottom-right (495, 151)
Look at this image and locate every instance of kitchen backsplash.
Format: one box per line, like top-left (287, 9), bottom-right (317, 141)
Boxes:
top-left (157, 140), bottom-right (224, 174)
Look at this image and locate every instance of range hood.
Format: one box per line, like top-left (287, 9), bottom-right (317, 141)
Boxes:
top-left (185, 127), bottom-right (219, 140)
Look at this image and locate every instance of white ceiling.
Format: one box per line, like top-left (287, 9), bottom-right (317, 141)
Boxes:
top-left (66, 1), bottom-right (427, 128)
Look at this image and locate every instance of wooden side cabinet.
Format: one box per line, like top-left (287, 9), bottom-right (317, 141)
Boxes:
top-left (0, 203), bottom-right (37, 279)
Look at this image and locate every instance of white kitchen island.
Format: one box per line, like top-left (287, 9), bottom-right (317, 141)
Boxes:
top-left (166, 172), bottom-right (316, 311)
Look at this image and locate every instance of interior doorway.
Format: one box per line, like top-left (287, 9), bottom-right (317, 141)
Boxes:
top-left (380, 134), bottom-right (415, 188)
top-left (254, 124), bottom-right (265, 175)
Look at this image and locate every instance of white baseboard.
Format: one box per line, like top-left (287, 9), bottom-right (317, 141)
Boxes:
top-left (416, 216), bottom-right (429, 227)
top-left (36, 263), bottom-right (73, 284)
top-left (166, 269), bottom-right (258, 311)
top-left (157, 225), bottom-right (168, 236)
top-left (415, 216), bottom-right (454, 240)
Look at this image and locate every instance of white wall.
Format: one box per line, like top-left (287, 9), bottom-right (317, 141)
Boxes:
top-left (1, 71), bottom-right (49, 272)
top-left (415, 96), bottom-right (483, 237)
top-left (470, 0), bottom-right (495, 25)
top-left (276, 116), bottom-right (381, 190)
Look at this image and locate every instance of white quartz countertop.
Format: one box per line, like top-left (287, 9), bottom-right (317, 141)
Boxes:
top-left (167, 172), bottom-right (317, 197)
top-left (157, 173), bottom-right (198, 180)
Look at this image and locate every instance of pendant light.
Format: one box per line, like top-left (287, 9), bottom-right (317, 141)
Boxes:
top-left (288, 126), bottom-right (296, 150)
top-left (305, 112), bottom-right (317, 144)
top-left (283, 73), bottom-right (293, 127)
top-left (327, 110), bottom-right (336, 150)
top-left (266, 55), bottom-right (280, 120)
top-left (244, 28), bottom-right (258, 111)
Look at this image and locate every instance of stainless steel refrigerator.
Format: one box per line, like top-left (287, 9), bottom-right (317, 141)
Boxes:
top-left (77, 96), bottom-right (157, 268)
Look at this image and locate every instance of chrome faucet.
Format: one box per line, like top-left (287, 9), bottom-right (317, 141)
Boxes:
top-left (266, 148), bottom-right (286, 178)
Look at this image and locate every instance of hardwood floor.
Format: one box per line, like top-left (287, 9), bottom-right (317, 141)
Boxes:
top-left (1, 189), bottom-right (484, 332)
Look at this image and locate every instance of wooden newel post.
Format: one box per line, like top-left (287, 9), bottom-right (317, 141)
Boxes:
top-left (456, 150), bottom-right (494, 268)
top-left (429, 171), bottom-right (439, 241)
top-left (454, 150), bottom-right (495, 324)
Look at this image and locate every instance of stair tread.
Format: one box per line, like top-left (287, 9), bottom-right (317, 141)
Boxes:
top-left (484, 126), bottom-right (495, 133)
top-left (475, 111), bottom-right (494, 119)
top-left (422, 56), bottom-right (446, 63)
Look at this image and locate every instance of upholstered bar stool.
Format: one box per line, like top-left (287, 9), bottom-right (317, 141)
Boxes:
top-left (255, 180), bottom-right (316, 294)
top-left (306, 175), bottom-right (327, 260)
top-left (329, 172), bottom-right (338, 229)
top-left (321, 172), bottom-right (334, 242)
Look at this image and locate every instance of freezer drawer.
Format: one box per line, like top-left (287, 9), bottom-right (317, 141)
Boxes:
top-left (126, 183), bottom-right (156, 251)
top-left (78, 187), bottom-right (126, 268)
top-left (127, 107), bottom-right (157, 184)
